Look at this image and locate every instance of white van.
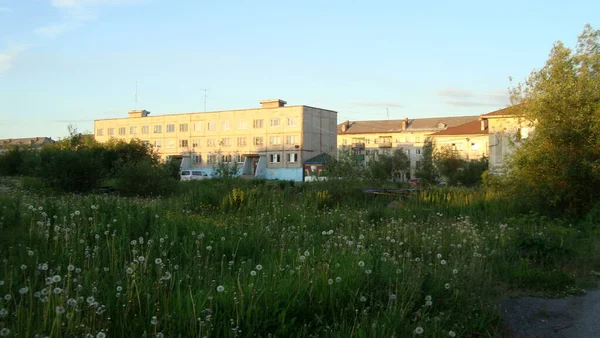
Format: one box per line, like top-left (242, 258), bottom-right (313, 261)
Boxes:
top-left (180, 169), bottom-right (209, 181)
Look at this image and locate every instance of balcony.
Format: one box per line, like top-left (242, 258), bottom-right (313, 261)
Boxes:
top-left (378, 142), bottom-right (392, 148)
top-left (351, 142), bottom-right (365, 150)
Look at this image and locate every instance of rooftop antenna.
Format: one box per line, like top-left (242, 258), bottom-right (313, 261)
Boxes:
top-left (202, 89), bottom-right (208, 112)
top-left (386, 107), bottom-right (389, 119)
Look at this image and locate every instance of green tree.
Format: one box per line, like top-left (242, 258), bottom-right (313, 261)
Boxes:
top-left (507, 24), bottom-right (600, 214)
top-left (433, 145), bottom-right (463, 185)
top-left (367, 149), bottom-right (410, 181)
top-left (416, 138), bottom-right (438, 184)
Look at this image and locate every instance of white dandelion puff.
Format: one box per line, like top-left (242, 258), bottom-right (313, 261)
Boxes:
top-left (415, 326), bottom-right (424, 335)
top-left (216, 285), bottom-right (225, 292)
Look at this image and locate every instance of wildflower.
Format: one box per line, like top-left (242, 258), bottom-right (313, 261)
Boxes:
top-left (86, 296), bottom-right (95, 305)
top-left (359, 296), bottom-right (367, 302)
top-left (4, 294), bottom-right (12, 301)
top-left (448, 331), bottom-right (456, 337)
top-left (358, 261), bottom-right (365, 267)
top-left (156, 333), bottom-right (164, 338)
top-left (19, 287), bottom-right (29, 295)
top-left (97, 332), bottom-right (106, 338)
top-left (206, 246), bottom-right (212, 251)
top-left (67, 264), bottom-right (75, 271)
top-left (138, 256), bottom-right (145, 263)
top-left (151, 316), bottom-right (158, 325)
top-left (0, 328), bottom-right (10, 336)
top-left (20, 264), bottom-right (27, 270)
top-left (299, 255), bottom-right (306, 262)
top-left (365, 269), bottom-right (372, 275)
top-left (0, 308), bottom-right (8, 317)
top-left (67, 298), bottom-right (77, 307)
top-left (0, 281), bottom-right (3, 286)
top-left (440, 260), bottom-right (447, 265)
top-left (126, 267), bottom-right (134, 275)
top-left (250, 270), bottom-right (257, 276)
top-left (28, 250), bottom-right (34, 256)
top-left (415, 326), bottom-right (424, 335)
top-left (426, 300), bottom-right (432, 306)
top-left (425, 295), bottom-right (432, 301)
top-left (255, 265), bottom-right (263, 271)
top-left (216, 285), bottom-right (225, 292)
top-left (335, 277), bottom-right (342, 283)
top-left (52, 275), bottom-right (61, 283)
top-left (445, 283), bottom-right (451, 289)
top-left (161, 272), bottom-right (172, 281)
top-left (437, 254), bottom-right (442, 259)
top-left (390, 294), bottom-right (397, 301)
top-left (328, 279), bottom-right (334, 285)
top-left (452, 269), bottom-right (458, 275)
top-left (56, 306), bottom-right (65, 314)
top-left (116, 286), bottom-right (123, 292)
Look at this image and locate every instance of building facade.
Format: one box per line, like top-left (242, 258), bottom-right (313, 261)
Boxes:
top-left (94, 99), bottom-right (338, 181)
top-left (479, 105), bottom-right (533, 174)
top-left (337, 116), bottom-right (483, 179)
top-left (0, 137), bottom-right (55, 153)
top-left (428, 120), bottom-right (489, 160)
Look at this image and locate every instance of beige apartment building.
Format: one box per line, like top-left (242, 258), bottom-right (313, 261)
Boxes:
top-left (94, 99), bottom-right (338, 181)
top-left (337, 116), bottom-right (486, 179)
top-left (479, 105), bottom-right (533, 174)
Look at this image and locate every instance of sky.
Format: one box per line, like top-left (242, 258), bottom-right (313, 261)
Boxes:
top-left (0, 0), bottom-right (598, 140)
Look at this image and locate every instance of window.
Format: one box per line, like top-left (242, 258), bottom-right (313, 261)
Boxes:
top-left (166, 124), bottom-right (175, 133)
top-left (192, 154), bottom-right (202, 164)
top-left (457, 143), bottom-right (463, 151)
top-left (237, 137), bottom-right (247, 146)
top-left (270, 118), bottom-right (280, 127)
top-left (179, 139), bottom-right (189, 148)
top-left (471, 143), bottom-right (479, 151)
top-left (520, 127), bottom-right (529, 139)
top-left (253, 137), bottom-right (264, 146)
top-left (207, 154), bottom-right (217, 164)
top-left (270, 136), bottom-right (281, 145)
top-left (222, 121), bottom-right (230, 130)
top-left (415, 136), bottom-right (421, 143)
top-left (193, 122), bottom-right (203, 131)
top-left (236, 154), bottom-right (245, 163)
top-left (207, 121), bottom-right (216, 131)
top-left (253, 119), bottom-right (263, 128)
top-left (285, 135), bottom-right (297, 145)
top-left (179, 123), bottom-right (188, 132)
top-left (207, 139), bottom-right (217, 147)
top-left (96, 128), bottom-right (104, 136)
top-left (167, 139), bottom-right (176, 148)
top-left (192, 139), bottom-right (200, 148)
top-left (238, 120), bottom-right (248, 130)
top-left (269, 153), bottom-right (281, 163)
top-left (343, 139), bottom-right (347, 145)
top-left (142, 125), bottom-right (149, 134)
top-left (416, 148), bottom-right (422, 155)
top-left (154, 125), bottom-right (162, 134)
top-left (118, 127), bottom-right (126, 135)
top-left (221, 154), bottom-right (232, 163)
top-left (108, 128), bottom-right (115, 136)
top-left (221, 138), bottom-right (231, 147)
top-left (406, 149), bottom-right (411, 155)
top-left (404, 136), bottom-right (410, 143)
top-left (287, 117), bottom-right (298, 126)
top-left (286, 153), bottom-right (298, 163)
top-left (153, 140), bottom-right (162, 148)
top-left (129, 126), bottom-right (137, 135)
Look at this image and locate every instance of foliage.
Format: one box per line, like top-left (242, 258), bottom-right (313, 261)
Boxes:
top-left (211, 160), bottom-right (239, 179)
top-left (0, 146), bottom-right (27, 176)
top-left (506, 24), bottom-right (600, 215)
top-left (113, 158), bottom-right (178, 197)
top-left (366, 149), bottom-right (410, 181)
top-left (38, 147), bottom-right (106, 193)
top-left (432, 145), bottom-right (488, 187)
top-left (415, 138), bottom-right (438, 184)
top-left (324, 148), bottom-right (364, 179)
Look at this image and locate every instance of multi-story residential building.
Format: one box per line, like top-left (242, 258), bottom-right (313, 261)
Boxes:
top-left (94, 99), bottom-right (338, 181)
top-left (337, 116), bottom-right (481, 179)
top-left (0, 137), bottom-right (55, 153)
top-left (479, 105), bottom-right (533, 174)
top-left (428, 119), bottom-right (489, 160)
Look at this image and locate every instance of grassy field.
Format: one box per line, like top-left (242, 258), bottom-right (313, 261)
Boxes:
top-left (0, 177), bottom-right (598, 337)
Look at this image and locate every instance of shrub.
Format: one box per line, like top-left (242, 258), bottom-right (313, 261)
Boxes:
top-left (113, 159), bottom-right (177, 196)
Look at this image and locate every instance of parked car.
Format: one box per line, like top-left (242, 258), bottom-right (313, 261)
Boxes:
top-left (180, 169), bottom-right (209, 181)
top-left (407, 178), bottom-right (421, 187)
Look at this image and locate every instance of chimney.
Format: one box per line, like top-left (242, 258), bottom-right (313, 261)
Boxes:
top-left (480, 119), bottom-right (488, 131)
top-left (401, 117), bottom-right (409, 130)
top-left (128, 110), bottom-right (150, 118)
top-left (341, 120), bottom-right (350, 132)
top-left (260, 99), bottom-right (287, 109)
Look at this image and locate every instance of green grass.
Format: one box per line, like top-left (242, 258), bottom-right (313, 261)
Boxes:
top-left (0, 177), bottom-right (598, 337)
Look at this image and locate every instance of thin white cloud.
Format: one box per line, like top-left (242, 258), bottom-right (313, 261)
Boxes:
top-left (35, 22), bottom-right (78, 38)
top-left (354, 101), bottom-right (404, 108)
top-left (437, 87), bottom-right (509, 108)
top-left (0, 7), bottom-right (11, 12)
top-left (0, 44), bottom-right (30, 73)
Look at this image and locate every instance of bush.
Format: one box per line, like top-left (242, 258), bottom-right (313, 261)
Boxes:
top-left (39, 147), bottom-right (106, 193)
top-left (113, 159), bottom-right (177, 197)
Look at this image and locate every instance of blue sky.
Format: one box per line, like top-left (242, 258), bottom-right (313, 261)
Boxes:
top-left (0, 0), bottom-right (598, 140)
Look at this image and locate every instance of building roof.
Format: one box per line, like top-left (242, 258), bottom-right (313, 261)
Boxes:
top-left (0, 137), bottom-right (55, 148)
top-left (428, 120), bottom-right (487, 136)
top-left (337, 115), bottom-right (479, 135)
top-left (480, 104), bottom-right (524, 118)
top-left (304, 152), bottom-right (335, 164)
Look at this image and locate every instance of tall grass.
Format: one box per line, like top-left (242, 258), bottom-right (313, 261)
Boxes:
top-left (0, 177), bottom-right (596, 337)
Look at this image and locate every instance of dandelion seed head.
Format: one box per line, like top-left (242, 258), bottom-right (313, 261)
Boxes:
top-left (19, 287), bottom-right (29, 295)
top-left (358, 261), bottom-right (365, 267)
top-left (151, 316), bottom-right (158, 325)
top-left (52, 275), bottom-right (61, 283)
top-left (448, 330), bottom-right (456, 337)
top-left (216, 285), bottom-right (225, 292)
top-left (255, 265), bottom-right (263, 271)
top-left (250, 270), bottom-right (257, 276)
top-left (0, 328), bottom-right (10, 336)
top-left (328, 279), bottom-right (334, 285)
top-left (154, 258), bottom-right (162, 265)
top-left (55, 306), bottom-right (65, 314)
top-left (415, 326), bottom-right (424, 335)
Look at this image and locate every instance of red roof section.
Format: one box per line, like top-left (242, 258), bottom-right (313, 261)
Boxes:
top-left (480, 104), bottom-right (524, 118)
top-left (429, 120), bottom-right (487, 136)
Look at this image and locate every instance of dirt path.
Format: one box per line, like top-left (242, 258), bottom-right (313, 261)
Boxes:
top-left (501, 286), bottom-right (600, 337)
